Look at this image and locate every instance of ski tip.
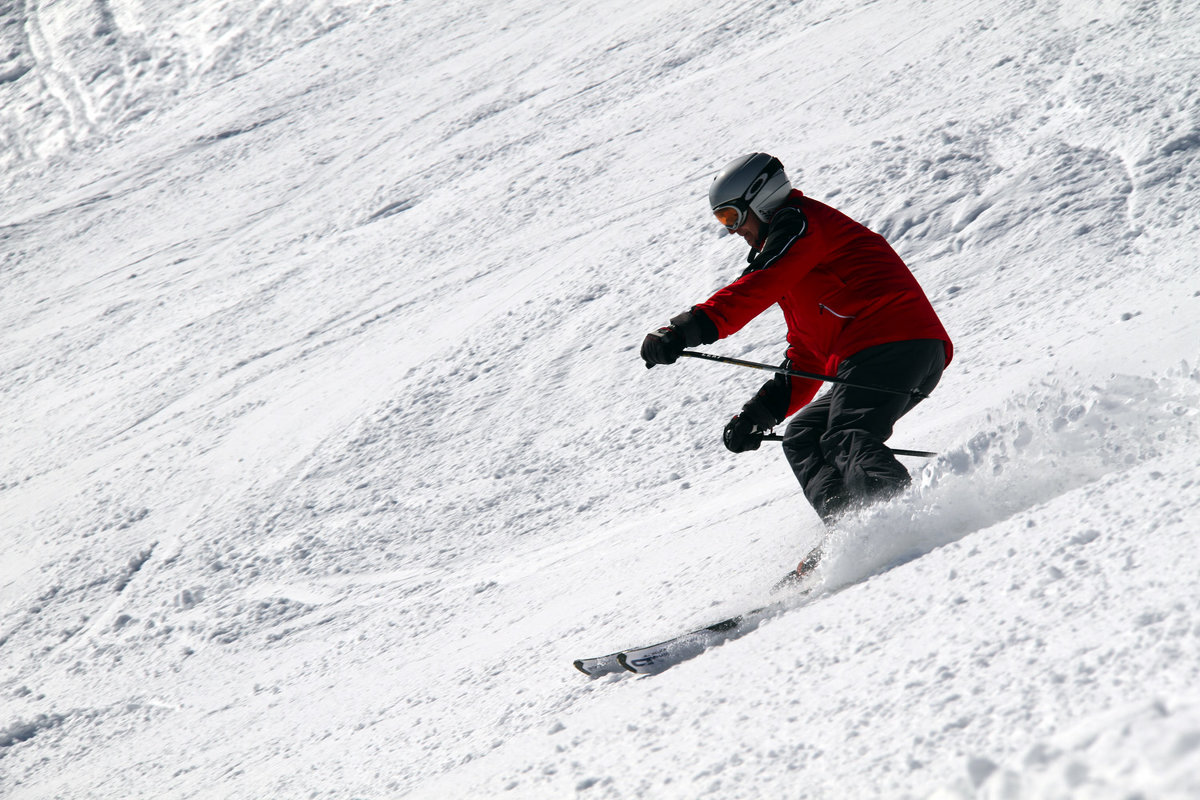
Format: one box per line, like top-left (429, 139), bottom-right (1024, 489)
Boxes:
top-left (574, 655), bottom-right (626, 677)
top-left (574, 659), bottom-right (616, 677)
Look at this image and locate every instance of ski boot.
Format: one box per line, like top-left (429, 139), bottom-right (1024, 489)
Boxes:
top-left (771, 543), bottom-right (824, 594)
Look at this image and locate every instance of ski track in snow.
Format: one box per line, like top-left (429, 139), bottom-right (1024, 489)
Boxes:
top-left (2, 0), bottom-right (1200, 797)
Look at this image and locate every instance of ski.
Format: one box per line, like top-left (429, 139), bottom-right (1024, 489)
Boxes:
top-left (574, 588), bottom-right (820, 676)
top-left (615, 604), bottom-right (781, 674)
top-left (573, 605), bottom-right (776, 677)
top-left (574, 547), bottom-right (825, 677)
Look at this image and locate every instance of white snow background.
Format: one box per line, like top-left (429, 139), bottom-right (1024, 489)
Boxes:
top-left (3, 0), bottom-right (1200, 797)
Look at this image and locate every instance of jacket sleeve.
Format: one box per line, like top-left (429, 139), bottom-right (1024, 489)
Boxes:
top-left (694, 207), bottom-right (817, 338)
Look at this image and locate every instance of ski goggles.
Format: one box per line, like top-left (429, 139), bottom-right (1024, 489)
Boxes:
top-left (713, 201), bottom-right (749, 232)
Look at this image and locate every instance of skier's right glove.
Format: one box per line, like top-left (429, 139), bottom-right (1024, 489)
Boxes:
top-left (722, 397), bottom-right (778, 453)
top-left (640, 326), bottom-right (686, 368)
top-left (640, 308), bottom-right (719, 369)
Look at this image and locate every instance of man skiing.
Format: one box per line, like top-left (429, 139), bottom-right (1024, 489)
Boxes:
top-left (640, 153), bottom-right (952, 576)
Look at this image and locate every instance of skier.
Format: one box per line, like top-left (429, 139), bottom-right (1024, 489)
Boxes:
top-left (640, 153), bottom-right (952, 578)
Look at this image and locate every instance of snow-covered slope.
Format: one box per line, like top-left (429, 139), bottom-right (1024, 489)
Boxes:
top-left (2, 0), bottom-right (1200, 797)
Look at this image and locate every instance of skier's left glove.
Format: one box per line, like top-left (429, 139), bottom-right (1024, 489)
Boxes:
top-left (640, 308), bottom-right (719, 369)
top-left (722, 397), bottom-right (778, 453)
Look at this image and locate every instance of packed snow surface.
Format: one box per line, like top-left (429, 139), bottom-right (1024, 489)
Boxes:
top-left (3, 0), bottom-right (1200, 797)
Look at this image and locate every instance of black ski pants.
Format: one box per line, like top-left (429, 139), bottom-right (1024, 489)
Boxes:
top-left (780, 339), bottom-right (946, 524)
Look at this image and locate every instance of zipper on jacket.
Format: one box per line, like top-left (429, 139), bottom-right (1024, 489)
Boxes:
top-left (818, 303), bottom-right (856, 320)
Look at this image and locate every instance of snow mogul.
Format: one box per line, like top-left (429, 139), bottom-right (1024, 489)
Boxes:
top-left (640, 153), bottom-right (953, 581)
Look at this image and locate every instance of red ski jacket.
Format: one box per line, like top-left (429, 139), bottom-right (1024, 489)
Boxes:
top-left (695, 190), bottom-right (952, 415)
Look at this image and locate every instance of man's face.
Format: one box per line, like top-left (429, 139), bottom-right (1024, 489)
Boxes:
top-left (735, 212), bottom-right (763, 247)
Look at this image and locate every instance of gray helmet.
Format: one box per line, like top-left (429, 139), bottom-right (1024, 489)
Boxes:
top-left (709, 153), bottom-right (792, 230)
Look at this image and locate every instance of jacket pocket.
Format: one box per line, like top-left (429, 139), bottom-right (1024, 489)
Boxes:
top-left (817, 302), bottom-right (856, 320)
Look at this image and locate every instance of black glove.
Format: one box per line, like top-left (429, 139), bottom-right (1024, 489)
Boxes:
top-left (722, 397), bottom-right (779, 453)
top-left (641, 308), bottom-right (718, 368)
top-left (723, 414), bottom-right (763, 452)
top-left (640, 326), bottom-right (685, 368)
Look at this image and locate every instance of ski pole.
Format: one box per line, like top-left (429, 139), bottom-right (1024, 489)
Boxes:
top-left (679, 350), bottom-right (929, 400)
top-left (759, 433), bottom-right (936, 459)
